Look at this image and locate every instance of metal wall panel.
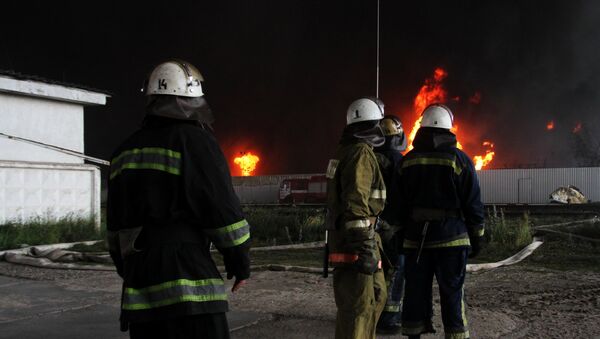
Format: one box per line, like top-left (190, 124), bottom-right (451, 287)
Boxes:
top-left (233, 168), bottom-right (600, 205)
top-left (477, 167), bottom-right (600, 204)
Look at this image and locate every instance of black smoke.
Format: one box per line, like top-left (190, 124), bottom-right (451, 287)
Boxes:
top-left (1, 1), bottom-right (599, 173)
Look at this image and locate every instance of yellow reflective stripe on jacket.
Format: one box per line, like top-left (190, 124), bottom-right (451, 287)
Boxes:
top-left (384, 305), bottom-right (400, 313)
top-left (476, 228), bottom-right (485, 237)
top-left (404, 237), bottom-right (471, 249)
top-left (344, 219), bottom-right (370, 229)
top-left (402, 157), bottom-right (463, 175)
top-left (204, 219), bottom-right (250, 248)
top-left (123, 278), bottom-right (227, 311)
top-left (110, 147), bottom-right (182, 179)
top-left (370, 189), bottom-right (386, 199)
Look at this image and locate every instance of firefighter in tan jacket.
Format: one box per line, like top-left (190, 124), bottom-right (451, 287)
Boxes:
top-left (326, 97), bottom-right (389, 339)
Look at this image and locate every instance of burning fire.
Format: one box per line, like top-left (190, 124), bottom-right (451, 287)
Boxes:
top-left (473, 141), bottom-right (495, 171)
top-left (407, 68), bottom-right (448, 151)
top-left (405, 68), bottom-right (495, 169)
top-left (573, 122), bottom-right (582, 133)
top-left (546, 120), bottom-right (555, 130)
top-left (234, 152), bottom-right (260, 176)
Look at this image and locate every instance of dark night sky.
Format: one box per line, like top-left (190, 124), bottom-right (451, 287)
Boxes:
top-left (2, 1), bottom-right (600, 175)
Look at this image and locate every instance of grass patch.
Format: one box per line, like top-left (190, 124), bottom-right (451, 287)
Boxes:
top-left (486, 207), bottom-right (532, 249)
top-left (0, 215), bottom-right (104, 251)
top-left (524, 239), bottom-right (600, 272)
top-left (69, 241), bottom-right (109, 253)
top-left (244, 207), bottom-right (325, 246)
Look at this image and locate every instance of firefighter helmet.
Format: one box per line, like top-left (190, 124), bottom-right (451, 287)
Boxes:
top-left (380, 115), bottom-right (403, 136)
top-left (144, 60), bottom-right (204, 97)
top-left (346, 97), bottom-right (385, 125)
top-left (420, 104), bottom-right (454, 129)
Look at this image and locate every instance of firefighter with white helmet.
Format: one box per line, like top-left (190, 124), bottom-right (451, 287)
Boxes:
top-left (326, 97), bottom-right (388, 339)
top-left (395, 103), bottom-right (484, 339)
top-left (108, 60), bottom-right (250, 339)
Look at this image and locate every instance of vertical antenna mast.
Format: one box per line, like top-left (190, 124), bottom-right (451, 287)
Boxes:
top-left (376, 0), bottom-right (380, 98)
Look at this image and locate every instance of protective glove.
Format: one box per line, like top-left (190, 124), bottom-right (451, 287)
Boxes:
top-left (469, 235), bottom-right (483, 258)
top-left (222, 242), bottom-right (251, 290)
top-left (375, 219), bottom-right (401, 243)
top-left (355, 252), bottom-right (380, 274)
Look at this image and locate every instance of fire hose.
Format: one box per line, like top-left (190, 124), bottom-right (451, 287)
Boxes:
top-left (0, 237), bottom-right (545, 274)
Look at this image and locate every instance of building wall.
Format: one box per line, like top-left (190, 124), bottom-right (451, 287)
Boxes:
top-left (232, 168), bottom-right (600, 205)
top-left (0, 161), bottom-right (101, 227)
top-left (477, 167), bottom-right (600, 204)
top-left (0, 92), bottom-right (84, 164)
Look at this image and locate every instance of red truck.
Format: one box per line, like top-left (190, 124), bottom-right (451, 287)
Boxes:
top-left (279, 175), bottom-right (327, 204)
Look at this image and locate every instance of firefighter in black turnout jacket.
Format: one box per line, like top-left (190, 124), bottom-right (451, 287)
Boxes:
top-left (107, 60), bottom-right (250, 339)
top-left (373, 115), bottom-right (407, 335)
top-left (396, 104), bottom-right (484, 339)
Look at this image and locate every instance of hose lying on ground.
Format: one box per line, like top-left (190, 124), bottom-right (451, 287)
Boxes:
top-left (466, 237), bottom-right (544, 273)
top-left (0, 237), bottom-right (546, 274)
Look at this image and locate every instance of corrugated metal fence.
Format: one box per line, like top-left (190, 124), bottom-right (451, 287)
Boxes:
top-left (233, 167), bottom-right (600, 205)
top-left (477, 167), bottom-right (600, 204)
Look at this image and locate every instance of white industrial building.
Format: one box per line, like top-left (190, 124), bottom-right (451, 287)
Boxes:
top-left (0, 71), bottom-right (109, 226)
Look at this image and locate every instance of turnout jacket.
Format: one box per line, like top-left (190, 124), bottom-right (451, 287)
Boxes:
top-left (326, 140), bottom-right (386, 269)
top-left (107, 116), bottom-right (250, 322)
top-left (374, 145), bottom-right (403, 262)
top-left (395, 127), bottom-right (484, 249)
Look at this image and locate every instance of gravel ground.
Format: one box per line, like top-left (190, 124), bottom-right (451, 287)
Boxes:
top-left (1, 262), bottom-right (599, 338)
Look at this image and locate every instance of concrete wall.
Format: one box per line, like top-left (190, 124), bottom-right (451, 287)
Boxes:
top-left (0, 161), bottom-right (101, 227)
top-left (0, 92), bottom-right (84, 164)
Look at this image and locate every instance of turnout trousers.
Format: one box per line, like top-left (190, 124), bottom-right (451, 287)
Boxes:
top-left (377, 254), bottom-right (405, 327)
top-left (129, 313), bottom-right (230, 339)
top-left (333, 267), bottom-right (387, 339)
top-left (402, 248), bottom-right (470, 339)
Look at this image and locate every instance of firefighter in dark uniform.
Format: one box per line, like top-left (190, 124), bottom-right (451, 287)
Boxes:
top-left (326, 97), bottom-right (388, 339)
top-left (373, 115), bottom-right (407, 335)
top-left (107, 60), bottom-right (250, 339)
top-left (396, 104), bottom-right (484, 339)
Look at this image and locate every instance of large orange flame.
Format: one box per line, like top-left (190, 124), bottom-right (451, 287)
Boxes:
top-left (405, 68), bottom-right (494, 169)
top-left (407, 67), bottom-right (448, 151)
top-left (473, 141), bottom-right (495, 170)
top-left (234, 152), bottom-right (260, 176)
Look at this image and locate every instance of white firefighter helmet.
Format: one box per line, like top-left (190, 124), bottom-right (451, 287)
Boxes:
top-left (144, 60), bottom-right (204, 97)
top-left (346, 97), bottom-right (385, 125)
top-left (420, 103), bottom-right (454, 129)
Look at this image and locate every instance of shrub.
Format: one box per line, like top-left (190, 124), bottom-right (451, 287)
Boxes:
top-left (243, 207), bottom-right (325, 246)
top-left (0, 215), bottom-right (103, 251)
top-left (486, 206), bottom-right (532, 250)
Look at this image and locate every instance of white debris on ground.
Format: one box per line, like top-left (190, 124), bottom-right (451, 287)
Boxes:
top-left (549, 186), bottom-right (588, 204)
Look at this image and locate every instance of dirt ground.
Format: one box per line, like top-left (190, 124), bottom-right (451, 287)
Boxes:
top-left (229, 267), bottom-right (600, 338)
top-left (2, 261), bottom-right (599, 338)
